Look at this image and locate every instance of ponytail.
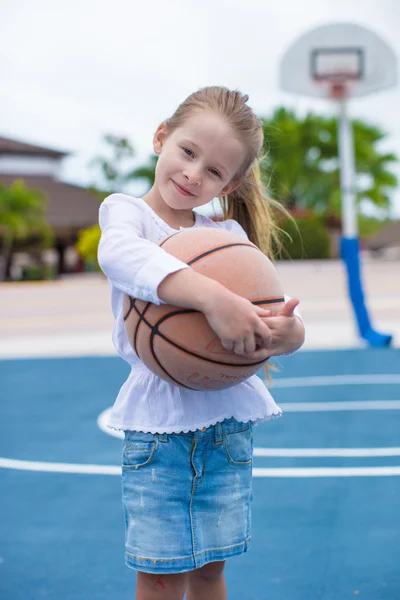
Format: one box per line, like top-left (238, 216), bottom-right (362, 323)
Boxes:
top-left (219, 159), bottom-right (288, 259)
top-left (220, 159), bottom-right (293, 379)
top-left (162, 85), bottom-right (292, 258)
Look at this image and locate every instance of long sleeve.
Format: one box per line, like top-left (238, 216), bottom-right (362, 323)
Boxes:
top-left (97, 193), bottom-right (189, 305)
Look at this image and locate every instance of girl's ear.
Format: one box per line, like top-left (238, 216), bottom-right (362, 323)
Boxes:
top-left (218, 179), bottom-right (241, 198)
top-left (153, 123), bottom-right (168, 155)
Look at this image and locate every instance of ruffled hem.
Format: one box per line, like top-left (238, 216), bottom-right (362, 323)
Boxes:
top-left (107, 409), bottom-right (282, 435)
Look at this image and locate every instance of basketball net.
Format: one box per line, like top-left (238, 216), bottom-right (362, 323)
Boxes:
top-left (329, 81), bottom-right (348, 100)
top-left (312, 73), bottom-right (358, 101)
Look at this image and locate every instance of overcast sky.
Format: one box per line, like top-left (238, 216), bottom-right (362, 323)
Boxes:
top-left (1, 0), bottom-right (400, 215)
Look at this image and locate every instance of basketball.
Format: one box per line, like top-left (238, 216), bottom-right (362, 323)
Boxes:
top-left (123, 227), bottom-right (285, 391)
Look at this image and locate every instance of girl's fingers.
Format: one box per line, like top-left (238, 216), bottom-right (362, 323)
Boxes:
top-left (242, 347), bottom-right (271, 362)
top-left (255, 320), bottom-right (272, 348)
top-left (277, 298), bottom-right (299, 317)
top-left (243, 335), bottom-right (256, 355)
top-left (221, 340), bottom-right (234, 352)
top-left (254, 334), bottom-right (264, 350)
top-left (254, 306), bottom-right (272, 317)
top-left (233, 340), bottom-right (245, 356)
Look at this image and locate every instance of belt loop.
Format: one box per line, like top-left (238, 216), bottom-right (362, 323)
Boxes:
top-left (158, 433), bottom-right (168, 443)
top-left (214, 421), bottom-right (223, 445)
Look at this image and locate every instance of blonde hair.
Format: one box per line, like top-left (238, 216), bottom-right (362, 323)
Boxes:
top-left (164, 86), bottom-right (283, 258)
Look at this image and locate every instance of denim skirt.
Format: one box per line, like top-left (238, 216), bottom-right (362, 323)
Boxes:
top-left (121, 418), bottom-right (253, 574)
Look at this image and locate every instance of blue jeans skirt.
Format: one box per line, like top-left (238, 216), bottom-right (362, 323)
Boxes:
top-left (122, 418), bottom-right (254, 574)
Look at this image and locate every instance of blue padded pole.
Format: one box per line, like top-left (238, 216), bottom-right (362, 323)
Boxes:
top-left (340, 237), bottom-right (392, 347)
top-left (337, 100), bottom-right (392, 347)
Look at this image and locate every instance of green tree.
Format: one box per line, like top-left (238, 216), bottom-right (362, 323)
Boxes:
top-left (261, 107), bottom-right (398, 223)
top-left (0, 179), bottom-right (52, 281)
top-left (78, 110), bottom-right (399, 265)
top-left (129, 154), bottom-right (158, 189)
top-left (77, 134), bottom-right (141, 267)
top-left (88, 134), bottom-right (136, 199)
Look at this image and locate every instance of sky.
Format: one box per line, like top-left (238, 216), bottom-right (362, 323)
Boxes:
top-left (1, 0), bottom-right (400, 216)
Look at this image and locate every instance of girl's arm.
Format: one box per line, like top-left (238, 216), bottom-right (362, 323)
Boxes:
top-left (98, 194), bottom-right (191, 305)
top-left (98, 194), bottom-right (273, 359)
top-left (157, 268), bottom-right (275, 357)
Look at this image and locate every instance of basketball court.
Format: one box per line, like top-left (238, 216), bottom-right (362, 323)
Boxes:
top-left (1, 20), bottom-right (400, 600)
top-left (1, 256), bottom-right (399, 599)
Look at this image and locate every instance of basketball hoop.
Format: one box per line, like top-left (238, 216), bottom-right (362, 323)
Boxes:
top-left (307, 75), bottom-right (354, 100)
top-left (329, 82), bottom-right (348, 100)
top-left (279, 22), bottom-right (397, 348)
top-left (312, 78), bottom-right (351, 100)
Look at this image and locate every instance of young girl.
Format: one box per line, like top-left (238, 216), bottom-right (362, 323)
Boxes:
top-left (98, 86), bottom-right (305, 600)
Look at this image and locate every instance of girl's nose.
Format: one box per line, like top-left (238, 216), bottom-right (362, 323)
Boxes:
top-left (183, 168), bottom-right (201, 186)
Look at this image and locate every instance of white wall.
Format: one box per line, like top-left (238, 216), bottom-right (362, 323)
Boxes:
top-left (0, 155), bottom-right (61, 178)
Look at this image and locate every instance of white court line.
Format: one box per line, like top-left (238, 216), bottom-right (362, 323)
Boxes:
top-left (254, 447), bottom-right (400, 457)
top-left (279, 400), bottom-right (400, 412)
top-left (0, 457), bottom-right (120, 475)
top-left (267, 374), bottom-right (400, 388)
top-left (3, 374), bottom-right (399, 479)
top-left (252, 467), bottom-right (400, 477)
top-left (2, 457), bottom-right (400, 477)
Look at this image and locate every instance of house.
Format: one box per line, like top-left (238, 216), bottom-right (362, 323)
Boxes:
top-left (364, 221), bottom-right (400, 253)
top-left (0, 135), bottom-right (101, 277)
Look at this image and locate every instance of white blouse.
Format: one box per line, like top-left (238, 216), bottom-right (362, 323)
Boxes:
top-left (98, 193), bottom-right (301, 434)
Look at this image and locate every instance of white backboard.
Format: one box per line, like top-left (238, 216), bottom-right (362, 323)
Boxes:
top-left (280, 23), bottom-right (397, 99)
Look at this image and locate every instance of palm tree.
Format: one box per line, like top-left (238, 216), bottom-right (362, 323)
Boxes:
top-left (88, 134), bottom-right (136, 196)
top-left (77, 134), bottom-right (141, 268)
top-left (128, 154), bottom-right (158, 189)
top-left (261, 107), bottom-right (398, 220)
top-left (0, 179), bottom-right (52, 280)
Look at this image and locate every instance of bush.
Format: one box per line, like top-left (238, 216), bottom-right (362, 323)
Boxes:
top-left (21, 264), bottom-right (56, 281)
top-left (277, 216), bottom-right (331, 260)
top-left (76, 224), bottom-right (101, 270)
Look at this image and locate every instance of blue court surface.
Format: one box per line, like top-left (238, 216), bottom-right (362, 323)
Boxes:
top-left (1, 348), bottom-right (400, 600)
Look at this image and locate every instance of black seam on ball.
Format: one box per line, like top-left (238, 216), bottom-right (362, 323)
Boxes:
top-left (125, 298), bottom-right (284, 387)
top-left (133, 302), bottom-right (152, 356)
top-left (253, 297), bottom-right (285, 305)
top-left (124, 298), bottom-right (152, 358)
top-left (150, 310), bottom-right (268, 368)
top-left (123, 296), bottom-right (136, 321)
top-left (186, 243), bottom-right (257, 265)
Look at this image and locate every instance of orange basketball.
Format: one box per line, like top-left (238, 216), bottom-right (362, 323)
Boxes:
top-left (123, 227), bottom-right (285, 391)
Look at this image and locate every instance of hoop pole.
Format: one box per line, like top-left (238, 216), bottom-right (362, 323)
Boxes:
top-left (337, 99), bottom-right (357, 237)
top-left (336, 99), bottom-right (392, 347)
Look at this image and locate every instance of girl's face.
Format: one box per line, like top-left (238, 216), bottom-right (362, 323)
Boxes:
top-left (152, 111), bottom-right (246, 212)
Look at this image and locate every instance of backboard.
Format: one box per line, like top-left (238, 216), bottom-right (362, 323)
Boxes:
top-left (280, 23), bottom-right (397, 99)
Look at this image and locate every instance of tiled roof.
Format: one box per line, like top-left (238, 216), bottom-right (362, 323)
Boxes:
top-left (0, 175), bottom-right (100, 229)
top-left (0, 136), bottom-right (68, 158)
top-left (365, 221), bottom-right (400, 249)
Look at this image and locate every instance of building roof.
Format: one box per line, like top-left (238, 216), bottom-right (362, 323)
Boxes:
top-left (365, 221), bottom-right (400, 249)
top-left (0, 175), bottom-right (100, 230)
top-left (0, 136), bottom-right (68, 158)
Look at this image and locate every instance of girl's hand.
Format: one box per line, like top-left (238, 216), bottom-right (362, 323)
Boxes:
top-left (256, 298), bottom-right (305, 357)
top-left (202, 290), bottom-right (273, 361)
top-left (157, 268), bottom-right (273, 361)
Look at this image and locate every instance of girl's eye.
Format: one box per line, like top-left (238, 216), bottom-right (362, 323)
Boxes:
top-left (182, 147), bottom-right (220, 177)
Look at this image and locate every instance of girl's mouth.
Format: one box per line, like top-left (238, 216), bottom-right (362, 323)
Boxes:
top-left (172, 180), bottom-right (195, 197)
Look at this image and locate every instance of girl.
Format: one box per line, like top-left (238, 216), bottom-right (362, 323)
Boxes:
top-left (98, 86), bottom-right (305, 600)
